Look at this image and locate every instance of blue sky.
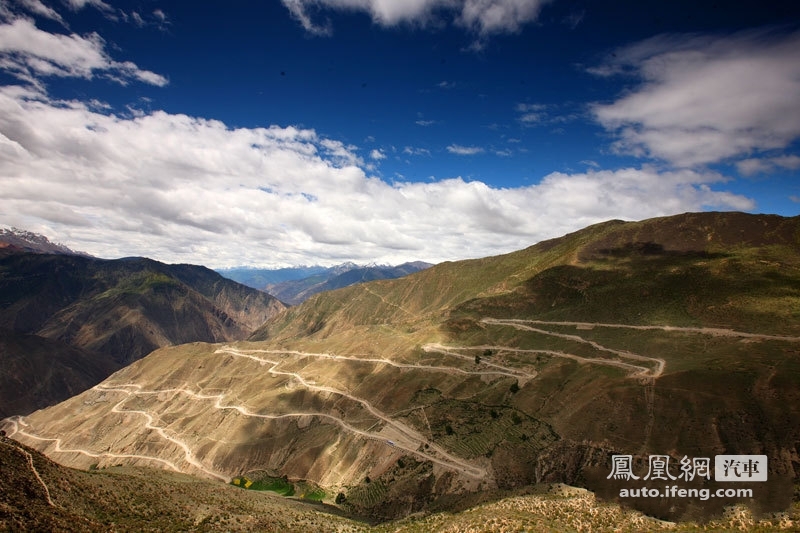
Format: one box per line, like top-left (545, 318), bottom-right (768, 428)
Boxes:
top-left (0, 0), bottom-right (798, 267)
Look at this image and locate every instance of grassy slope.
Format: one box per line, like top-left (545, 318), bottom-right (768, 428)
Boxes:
top-left (3, 436), bottom-right (796, 532)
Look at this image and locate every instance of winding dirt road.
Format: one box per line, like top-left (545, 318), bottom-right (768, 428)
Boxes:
top-left (481, 318), bottom-right (666, 378)
top-left (487, 318), bottom-right (800, 342)
top-left (5, 415), bottom-right (185, 474)
top-left (215, 347), bottom-right (487, 478)
top-left (228, 346), bottom-right (529, 380)
top-left (9, 317), bottom-right (791, 486)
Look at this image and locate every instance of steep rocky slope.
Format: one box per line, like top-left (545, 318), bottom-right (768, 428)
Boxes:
top-left (0, 330), bottom-right (118, 418)
top-left (0, 251), bottom-right (286, 416)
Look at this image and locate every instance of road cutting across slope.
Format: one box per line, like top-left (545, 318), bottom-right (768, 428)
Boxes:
top-left (487, 319), bottom-right (800, 342)
top-left (229, 346), bottom-right (530, 380)
top-left (214, 347), bottom-right (487, 478)
top-left (420, 344), bottom-right (537, 381)
top-left (481, 318), bottom-right (666, 378)
top-left (4, 415), bottom-right (185, 474)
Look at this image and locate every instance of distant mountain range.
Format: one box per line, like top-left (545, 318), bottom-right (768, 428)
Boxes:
top-left (219, 261), bottom-right (433, 304)
top-left (0, 233), bottom-right (286, 418)
top-left (0, 227), bottom-right (89, 256)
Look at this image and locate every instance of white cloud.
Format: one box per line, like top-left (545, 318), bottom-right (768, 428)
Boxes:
top-left (0, 86), bottom-right (754, 268)
top-left (514, 102), bottom-right (578, 127)
top-left (415, 119), bottom-right (436, 126)
top-left (516, 103), bottom-right (547, 125)
top-left (591, 29), bottom-right (800, 168)
top-left (64, 0), bottom-right (114, 14)
top-left (281, 0), bottom-right (550, 37)
top-left (281, 0), bottom-right (333, 36)
top-left (0, 18), bottom-right (167, 86)
top-left (736, 155), bottom-right (800, 176)
top-left (15, 0), bottom-right (66, 24)
top-left (447, 143), bottom-right (484, 155)
top-left (369, 148), bottom-right (386, 160)
top-left (457, 0), bottom-right (550, 35)
top-left (403, 146), bottom-right (431, 156)
top-left (518, 112), bottom-right (541, 124)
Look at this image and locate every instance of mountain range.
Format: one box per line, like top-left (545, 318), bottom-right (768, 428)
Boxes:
top-left (0, 240), bottom-right (286, 418)
top-left (219, 261), bottom-right (433, 304)
top-left (0, 227), bottom-right (89, 256)
top-left (3, 212), bottom-right (799, 527)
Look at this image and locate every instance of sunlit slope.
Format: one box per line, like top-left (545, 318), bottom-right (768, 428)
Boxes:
top-left (0, 435), bottom-right (366, 532)
top-left (6, 212), bottom-right (800, 523)
top-left (451, 211), bottom-right (800, 332)
top-left (254, 211), bottom-right (799, 345)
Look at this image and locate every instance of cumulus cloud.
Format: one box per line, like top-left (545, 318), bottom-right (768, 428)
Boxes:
top-left (0, 85), bottom-right (754, 267)
top-left (591, 29), bottom-right (800, 168)
top-left (281, 0), bottom-right (550, 37)
top-left (369, 148), bottom-right (386, 160)
top-left (0, 17), bottom-right (167, 86)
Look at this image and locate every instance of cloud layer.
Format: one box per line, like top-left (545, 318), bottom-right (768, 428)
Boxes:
top-left (591, 29), bottom-right (800, 168)
top-left (281, 0), bottom-right (551, 36)
top-left (0, 84), bottom-right (753, 267)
